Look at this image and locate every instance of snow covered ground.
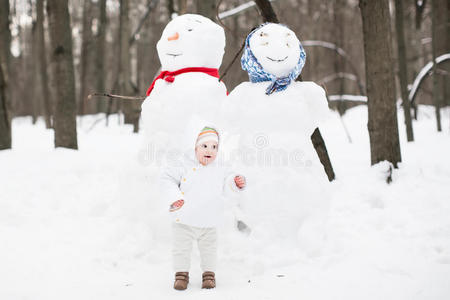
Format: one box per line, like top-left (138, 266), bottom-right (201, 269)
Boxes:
top-left (1, 106), bottom-right (450, 300)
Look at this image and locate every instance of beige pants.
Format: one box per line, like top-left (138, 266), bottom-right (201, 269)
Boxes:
top-left (172, 222), bottom-right (217, 272)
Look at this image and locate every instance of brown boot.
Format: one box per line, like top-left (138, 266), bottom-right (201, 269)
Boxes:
top-left (202, 271), bottom-right (216, 289)
top-left (173, 272), bottom-right (189, 290)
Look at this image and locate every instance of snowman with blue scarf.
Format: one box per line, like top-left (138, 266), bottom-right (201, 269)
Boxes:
top-left (224, 23), bottom-right (331, 259)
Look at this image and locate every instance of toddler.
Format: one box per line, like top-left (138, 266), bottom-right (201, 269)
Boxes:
top-left (161, 126), bottom-right (246, 290)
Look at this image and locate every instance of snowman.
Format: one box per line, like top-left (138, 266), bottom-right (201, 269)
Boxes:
top-left (141, 14), bottom-right (227, 157)
top-left (139, 14), bottom-right (251, 236)
top-left (224, 23), bottom-right (331, 258)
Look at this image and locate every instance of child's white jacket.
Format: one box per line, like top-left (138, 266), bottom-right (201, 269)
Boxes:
top-left (161, 157), bottom-right (241, 228)
top-left (159, 116), bottom-right (242, 228)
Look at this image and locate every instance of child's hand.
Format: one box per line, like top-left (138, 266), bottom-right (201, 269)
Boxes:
top-left (169, 199), bottom-right (184, 212)
top-left (234, 175), bottom-right (246, 189)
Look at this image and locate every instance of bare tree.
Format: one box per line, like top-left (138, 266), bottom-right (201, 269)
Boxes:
top-left (95, 0), bottom-right (107, 113)
top-left (195, 0), bottom-right (216, 20)
top-left (178, 0), bottom-right (187, 15)
top-left (360, 0), bottom-right (402, 168)
top-left (168, 0), bottom-right (175, 16)
top-left (30, 5), bottom-right (39, 124)
top-left (36, 0), bottom-right (52, 128)
top-left (79, 0), bottom-right (93, 115)
top-left (0, 62), bottom-right (11, 150)
top-left (415, 0), bottom-right (427, 29)
top-left (46, 0), bottom-right (78, 149)
top-left (431, 0), bottom-right (442, 131)
top-left (446, 0), bottom-right (450, 107)
top-left (0, 0), bottom-right (12, 150)
top-left (395, 0), bottom-right (414, 141)
top-left (119, 0), bottom-right (139, 132)
top-left (254, 0), bottom-right (279, 23)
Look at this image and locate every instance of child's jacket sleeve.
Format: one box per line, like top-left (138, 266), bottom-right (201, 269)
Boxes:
top-left (160, 165), bottom-right (184, 206)
top-left (223, 170), bottom-right (243, 197)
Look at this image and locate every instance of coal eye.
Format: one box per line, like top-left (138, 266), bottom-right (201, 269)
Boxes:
top-left (202, 144), bottom-right (207, 148)
top-left (212, 145), bottom-right (217, 149)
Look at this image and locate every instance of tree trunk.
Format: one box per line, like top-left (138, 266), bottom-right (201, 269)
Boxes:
top-left (168, 0), bottom-right (175, 17)
top-left (79, 0), bottom-right (93, 115)
top-left (95, 0), bottom-right (107, 113)
top-left (333, 0), bottom-right (348, 115)
top-left (0, 0), bottom-right (12, 150)
top-left (178, 0), bottom-right (187, 15)
top-left (431, 0), bottom-right (442, 131)
top-left (446, 0), bottom-right (450, 107)
top-left (415, 0), bottom-right (427, 29)
top-left (30, 18), bottom-right (39, 124)
top-left (434, 0), bottom-right (448, 108)
top-left (46, 0), bottom-right (78, 149)
top-left (195, 0), bottom-right (217, 20)
top-left (0, 0), bottom-right (11, 71)
top-left (360, 0), bottom-right (402, 168)
top-left (36, 0), bottom-right (52, 128)
top-left (395, 0), bottom-right (414, 141)
top-left (0, 60), bottom-right (11, 150)
top-left (119, 0), bottom-right (139, 132)
top-left (254, 0), bottom-right (279, 23)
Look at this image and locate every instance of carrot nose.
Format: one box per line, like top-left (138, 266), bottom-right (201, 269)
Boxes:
top-left (168, 32), bottom-right (179, 41)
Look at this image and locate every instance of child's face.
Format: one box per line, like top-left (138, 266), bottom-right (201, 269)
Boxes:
top-left (195, 141), bottom-right (218, 166)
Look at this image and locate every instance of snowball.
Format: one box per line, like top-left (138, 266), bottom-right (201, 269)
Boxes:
top-left (249, 23), bottom-right (301, 78)
top-left (157, 14), bottom-right (225, 71)
top-left (225, 81), bottom-right (330, 138)
top-left (141, 73), bottom-right (227, 158)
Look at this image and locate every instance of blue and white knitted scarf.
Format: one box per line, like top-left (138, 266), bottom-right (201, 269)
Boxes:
top-left (241, 23), bottom-right (306, 95)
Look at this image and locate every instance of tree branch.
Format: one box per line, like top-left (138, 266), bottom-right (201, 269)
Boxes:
top-left (88, 93), bottom-right (146, 101)
top-left (129, 0), bottom-right (159, 46)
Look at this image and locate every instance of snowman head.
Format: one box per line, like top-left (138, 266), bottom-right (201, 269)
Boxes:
top-left (157, 14), bottom-right (226, 71)
top-left (241, 23), bottom-right (306, 94)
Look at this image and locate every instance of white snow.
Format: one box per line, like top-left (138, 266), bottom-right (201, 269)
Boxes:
top-left (408, 53), bottom-right (450, 102)
top-left (302, 40), bottom-right (349, 58)
top-left (328, 94), bottom-right (368, 102)
top-left (1, 106), bottom-right (449, 299)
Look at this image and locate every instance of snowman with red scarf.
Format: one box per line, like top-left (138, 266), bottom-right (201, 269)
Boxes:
top-left (141, 14), bottom-right (227, 152)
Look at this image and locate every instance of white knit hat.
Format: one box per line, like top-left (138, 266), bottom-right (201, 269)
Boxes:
top-left (195, 126), bottom-right (219, 146)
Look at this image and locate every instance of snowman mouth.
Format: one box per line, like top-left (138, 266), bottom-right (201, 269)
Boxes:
top-left (167, 53), bottom-right (182, 58)
top-left (267, 56), bottom-right (288, 62)
top-left (204, 155), bottom-right (212, 159)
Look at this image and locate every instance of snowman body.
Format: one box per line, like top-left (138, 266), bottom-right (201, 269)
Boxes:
top-left (141, 14), bottom-right (227, 152)
top-left (225, 24), bottom-right (331, 250)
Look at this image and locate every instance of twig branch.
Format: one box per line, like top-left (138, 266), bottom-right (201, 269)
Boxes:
top-left (218, 0), bottom-right (278, 20)
top-left (219, 38), bottom-right (247, 81)
top-left (88, 93), bottom-right (146, 101)
top-left (129, 0), bottom-right (159, 46)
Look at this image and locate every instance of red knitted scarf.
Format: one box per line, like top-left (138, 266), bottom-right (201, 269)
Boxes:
top-left (146, 67), bottom-right (220, 96)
